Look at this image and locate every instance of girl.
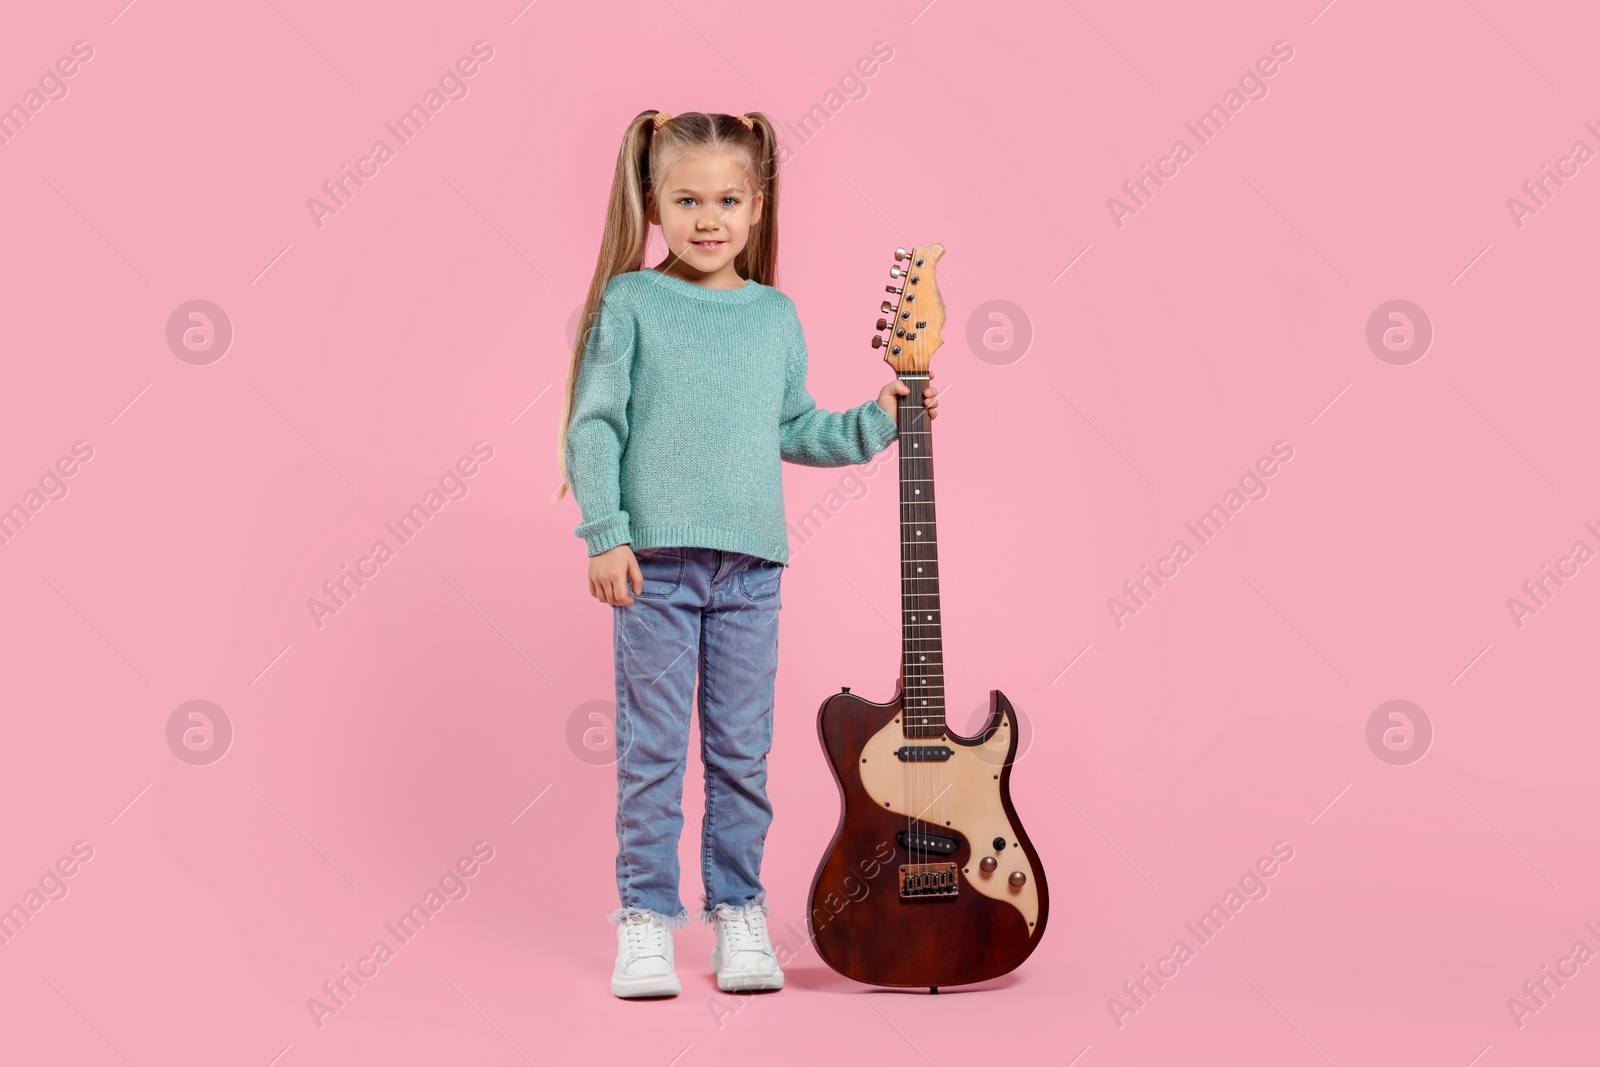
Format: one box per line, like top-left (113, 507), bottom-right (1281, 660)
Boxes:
top-left (553, 110), bottom-right (940, 998)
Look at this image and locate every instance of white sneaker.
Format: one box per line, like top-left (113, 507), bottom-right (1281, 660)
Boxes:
top-left (611, 912), bottom-right (681, 998)
top-left (710, 901), bottom-right (784, 992)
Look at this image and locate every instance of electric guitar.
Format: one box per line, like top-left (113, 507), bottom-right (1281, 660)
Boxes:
top-left (806, 244), bottom-right (1049, 991)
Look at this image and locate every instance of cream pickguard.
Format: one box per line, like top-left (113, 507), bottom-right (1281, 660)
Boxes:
top-left (856, 710), bottom-right (1040, 934)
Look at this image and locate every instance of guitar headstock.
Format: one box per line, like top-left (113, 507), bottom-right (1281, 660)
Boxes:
top-left (872, 243), bottom-right (946, 375)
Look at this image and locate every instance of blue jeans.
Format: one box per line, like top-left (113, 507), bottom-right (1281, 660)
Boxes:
top-left (607, 546), bottom-right (784, 930)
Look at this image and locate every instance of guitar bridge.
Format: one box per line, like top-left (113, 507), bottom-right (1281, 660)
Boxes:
top-left (899, 862), bottom-right (959, 898)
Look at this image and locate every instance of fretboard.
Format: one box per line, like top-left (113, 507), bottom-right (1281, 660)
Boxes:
top-left (898, 372), bottom-right (944, 738)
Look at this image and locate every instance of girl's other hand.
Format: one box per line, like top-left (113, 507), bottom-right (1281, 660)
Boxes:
top-left (877, 371), bottom-right (939, 422)
top-left (589, 544), bottom-right (642, 605)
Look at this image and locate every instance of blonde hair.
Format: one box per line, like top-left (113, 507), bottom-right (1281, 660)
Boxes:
top-left (550, 109), bottom-right (780, 503)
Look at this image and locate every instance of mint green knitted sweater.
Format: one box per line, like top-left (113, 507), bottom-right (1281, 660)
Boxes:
top-left (564, 268), bottom-right (900, 565)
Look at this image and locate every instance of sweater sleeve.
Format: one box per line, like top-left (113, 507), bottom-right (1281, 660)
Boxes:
top-left (564, 291), bottom-right (637, 555)
top-left (779, 313), bottom-right (899, 467)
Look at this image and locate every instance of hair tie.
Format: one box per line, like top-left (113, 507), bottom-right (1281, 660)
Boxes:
top-left (652, 111), bottom-right (672, 131)
top-left (738, 114), bottom-right (754, 131)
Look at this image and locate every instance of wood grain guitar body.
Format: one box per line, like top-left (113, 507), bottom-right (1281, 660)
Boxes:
top-left (807, 681), bottom-right (1048, 988)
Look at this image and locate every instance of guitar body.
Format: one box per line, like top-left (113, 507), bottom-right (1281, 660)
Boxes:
top-left (807, 681), bottom-right (1049, 988)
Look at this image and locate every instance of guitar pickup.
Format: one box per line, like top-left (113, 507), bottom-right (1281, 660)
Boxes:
top-left (899, 862), bottom-right (959, 898)
top-left (895, 745), bottom-right (951, 762)
top-left (896, 829), bottom-right (958, 856)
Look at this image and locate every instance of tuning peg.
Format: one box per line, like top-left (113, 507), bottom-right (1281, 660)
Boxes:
top-left (881, 300), bottom-right (896, 315)
top-left (871, 335), bottom-right (886, 349)
top-left (876, 318), bottom-right (890, 331)
top-left (894, 248), bottom-right (911, 261)
top-left (884, 285), bottom-right (902, 295)
top-left (891, 265), bottom-right (906, 279)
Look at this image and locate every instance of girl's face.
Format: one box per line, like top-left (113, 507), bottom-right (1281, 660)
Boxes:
top-left (647, 150), bottom-right (763, 286)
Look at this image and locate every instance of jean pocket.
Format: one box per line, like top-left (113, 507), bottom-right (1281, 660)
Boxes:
top-left (738, 557), bottom-right (784, 602)
top-left (633, 546), bottom-right (684, 598)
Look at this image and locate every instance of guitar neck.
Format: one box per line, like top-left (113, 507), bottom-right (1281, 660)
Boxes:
top-left (898, 370), bottom-right (945, 739)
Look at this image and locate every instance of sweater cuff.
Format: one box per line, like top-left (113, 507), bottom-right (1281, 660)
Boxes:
top-left (863, 400), bottom-right (899, 452)
top-left (577, 511), bottom-right (632, 556)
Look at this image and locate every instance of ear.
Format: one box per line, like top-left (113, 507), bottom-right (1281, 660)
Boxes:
top-left (644, 189), bottom-right (659, 226)
top-left (750, 188), bottom-right (763, 228)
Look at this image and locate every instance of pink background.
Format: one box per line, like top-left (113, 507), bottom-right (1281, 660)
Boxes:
top-left (2, 0), bottom-right (1597, 1064)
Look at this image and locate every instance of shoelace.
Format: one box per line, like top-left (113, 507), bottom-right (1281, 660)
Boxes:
top-left (717, 906), bottom-right (772, 958)
top-left (624, 915), bottom-right (670, 960)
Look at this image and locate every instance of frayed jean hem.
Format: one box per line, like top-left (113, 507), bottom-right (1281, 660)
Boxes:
top-left (608, 905), bottom-right (690, 931)
top-left (698, 888), bottom-right (770, 925)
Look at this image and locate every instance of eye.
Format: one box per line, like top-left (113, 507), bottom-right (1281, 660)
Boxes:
top-left (721, 196), bottom-right (740, 207)
top-left (676, 197), bottom-right (696, 207)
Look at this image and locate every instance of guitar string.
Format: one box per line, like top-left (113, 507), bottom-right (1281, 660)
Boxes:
top-left (898, 363), bottom-right (909, 878)
top-left (903, 310), bottom-right (917, 877)
top-left (897, 275), bottom-right (948, 886)
top-left (909, 379), bottom-right (926, 871)
top-left (908, 358), bottom-right (921, 876)
top-left (918, 361), bottom-right (940, 870)
top-left (914, 371), bottom-right (929, 873)
top-left (903, 348), bottom-right (932, 878)
top-left (918, 355), bottom-right (936, 874)
top-left (924, 379), bottom-right (942, 846)
top-left (902, 370), bottom-right (917, 876)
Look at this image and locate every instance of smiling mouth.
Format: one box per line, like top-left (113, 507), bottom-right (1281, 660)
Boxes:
top-left (691, 240), bottom-right (725, 249)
